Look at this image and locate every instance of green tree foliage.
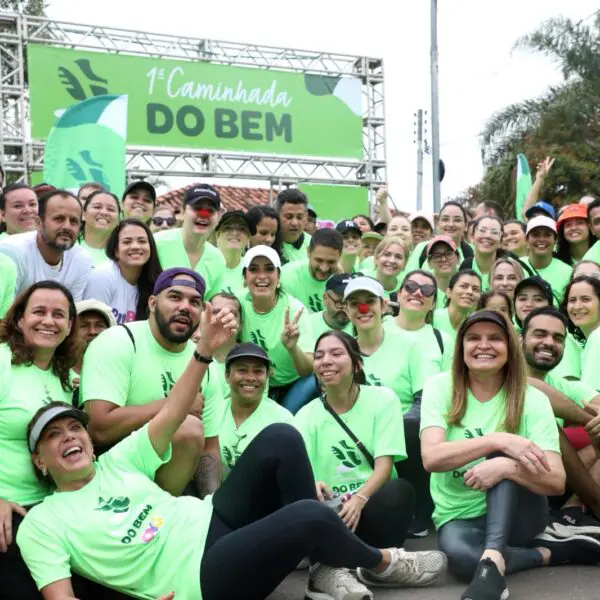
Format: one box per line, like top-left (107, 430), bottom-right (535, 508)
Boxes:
top-left (0, 0), bottom-right (46, 16)
top-left (460, 14), bottom-right (600, 215)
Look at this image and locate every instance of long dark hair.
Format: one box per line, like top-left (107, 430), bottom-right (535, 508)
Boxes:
top-left (399, 269), bottom-right (438, 325)
top-left (560, 275), bottom-right (600, 343)
top-left (246, 206), bottom-right (284, 261)
top-left (105, 219), bottom-right (163, 320)
top-left (314, 330), bottom-right (367, 387)
top-left (444, 269), bottom-right (482, 307)
top-left (80, 189), bottom-right (121, 240)
top-left (555, 220), bottom-right (596, 266)
top-left (0, 281), bottom-right (80, 391)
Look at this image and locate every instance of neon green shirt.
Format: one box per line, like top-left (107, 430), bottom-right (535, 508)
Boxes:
top-left (304, 311), bottom-right (353, 353)
top-left (80, 321), bottom-right (222, 437)
top-left (219, 397), bottom-right (293, 479)
top-left (240, 291), bottom-right (312, 387)
top-left (582, 327), bottom-right (600, 391)
top-left (433, 308), bottom-right (459, 345)
top-left (280, 259), bottom-right (327, 313)
top-left (521, 256), bottom-right (572, 303)
top-left (17, 425), bottom-right (212, 600)
top-left (0, 253), bottom-right (17, 317)
top-left (219, 262), bottom-right (244, 296)
top-left (421, 372), bottom-right (560, 529)
top-left (78, 238), bottom-right (108, 266)
top-left (0, 345), bottom-right (71, 506)
top-left (295, 386), bottom-right (406, 495)
top-left (549, 333), bottom-right (582, 381)
top-left (382, 318), bottom-right (453, 372)
top-left (471, 257), bottom-right (491, 291)
top-left (360, 330), bottom-right (440, 413)
top-left (583, 240), bottom-right (600, 264)
top-left (544, 372), bottom-right (597, 427)
top-left (282, 232), bottom-right (311, 264)
top-left (154, 229), bottom-right (226, 299)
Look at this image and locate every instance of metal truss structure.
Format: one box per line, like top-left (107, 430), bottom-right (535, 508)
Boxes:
top-left (0, 12), bottom-right (386, 201)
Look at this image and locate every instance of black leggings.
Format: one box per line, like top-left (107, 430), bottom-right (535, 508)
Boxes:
top-left (200, 424), bottom-right (383, 600)
top-left (0, 511), bottom-right (132, 600)
top-left (438, 473), bottom-right (548, 581)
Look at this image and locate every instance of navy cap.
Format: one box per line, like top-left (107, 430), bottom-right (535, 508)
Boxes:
top-left (514, 276), bottom-right (554, 305)
top-left (335, 220), bottom-right (362, 236)
top-left (185, 184), bottom-right (221, 210)
top-left (123, 180), bottom-right (156, 202)
top-left (153, 267), bottom-right (206, 299)
top-left (215, 210), bottom-right (256, 236)
top-left (326, 272), bottom-right (359, 296)
top-left (525, 201), bottom-right (556, 220)
top-left (461, 309), bottom-right (510, 336)
top-left (225, 343), bottom-right (271, 368)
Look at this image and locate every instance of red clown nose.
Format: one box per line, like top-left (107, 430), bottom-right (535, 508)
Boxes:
top-left (357, 303), bottom-right (369, 314)
top-left (196, 208), bottom-right (212, 219)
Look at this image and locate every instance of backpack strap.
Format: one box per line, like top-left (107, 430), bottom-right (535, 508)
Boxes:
top-left (119, 324), bottom-right (136, 352)
top-left (433, 327), bottom-right (444, 355)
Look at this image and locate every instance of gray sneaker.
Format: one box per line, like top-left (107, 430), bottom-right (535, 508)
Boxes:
top-left (357, 548), bottom-right (447, 588)
top-left (306, 564), bottom-right (373, 600)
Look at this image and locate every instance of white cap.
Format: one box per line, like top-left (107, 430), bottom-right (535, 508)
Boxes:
top-left (526, 215), bottom-right (557, 236)
top-left (75, 299), bottom-right (117, 327)
top-left (580, 195), bottom-right (596, 205)
top-left (409, 211), bottom-right (435, 230)
top-left (242, 245), bottom-right (282, 269)
top-left (343, 276), bottom-right (385, 301)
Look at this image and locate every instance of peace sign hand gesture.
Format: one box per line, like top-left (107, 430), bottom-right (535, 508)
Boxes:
top-left (281, 306), bottom-right (304, 351)
top-left (536, 156), bottom-right (555, 180)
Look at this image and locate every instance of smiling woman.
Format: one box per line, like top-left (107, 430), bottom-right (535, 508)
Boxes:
top-left (78, 190), bottom-right (120, 266)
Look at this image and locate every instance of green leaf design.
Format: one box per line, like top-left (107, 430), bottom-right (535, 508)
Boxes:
top-left (304, 74), bottom-right (339, 97)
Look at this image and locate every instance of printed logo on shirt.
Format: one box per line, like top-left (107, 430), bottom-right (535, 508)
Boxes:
top-left (332, 439), bottom-right (362, 472)
top-left (112, 308), bottom-right (136, 325)
top-left (161, 371), bottom-right (177, 397)
top-left (120, 504), bottom-right (165, 544)
top-left (222, 433), bottom-right (248, 471)
top-left (249, 330), bottom-right (268, 351)
top-left (464, 428), bottom-right (485, 439)
top-left (96, 496), bottom-right (131, 514)
top-left (43, 385), bottom-right (53, 405)
top-left (366, 374), bottom-right (383, 387)
top-left (308, 294), bottom-right (323, 312)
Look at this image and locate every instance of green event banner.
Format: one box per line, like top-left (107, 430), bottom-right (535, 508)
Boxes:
top-left (27, 44), bottom-right (363, 159)
top-left (298, 183), bottom-right (369, 222)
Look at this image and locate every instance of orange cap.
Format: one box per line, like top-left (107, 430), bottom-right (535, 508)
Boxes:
top-left (557, 204), bottom-right (588, 228)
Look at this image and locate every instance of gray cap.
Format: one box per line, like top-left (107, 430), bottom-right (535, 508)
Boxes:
top-left (28, 406), bottom-right (89, 453)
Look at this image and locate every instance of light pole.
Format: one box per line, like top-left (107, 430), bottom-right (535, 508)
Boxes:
top-left (430, 0), bottom-right (441, 213)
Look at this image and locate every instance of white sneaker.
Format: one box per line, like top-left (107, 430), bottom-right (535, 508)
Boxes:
top-left (357, 547), bottom-right (447, 588)
top-left (306, 564), bottom-right (373, 600)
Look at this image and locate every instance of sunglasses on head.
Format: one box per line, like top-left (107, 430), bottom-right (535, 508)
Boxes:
top-left (403, 280), bottom-right (436, 297)
top-left (152, 216), bottom-right (176, 227)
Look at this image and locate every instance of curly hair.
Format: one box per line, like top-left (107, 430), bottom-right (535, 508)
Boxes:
top-left (0, 281), bottom-right (81, 391)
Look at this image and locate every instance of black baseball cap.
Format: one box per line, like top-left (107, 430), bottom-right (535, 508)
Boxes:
top-left (307, 204), bottom-right (317, 218)
top-left (215, 210), bottom-right (256, 236)
top-left (461, 309), bottom-right (510, 337)
top-left (335, 220), bottom-right (362, 236)
top-left (185, 184), bottom-right (221, 210)
top-left (225, 343), bottom-right (271, 369)
top-left (122, 181), bottom-right (156, 202)
top-left (514, 276), bottom-right (554, 305)
top-left (326, 272), bottom-right (360, 296)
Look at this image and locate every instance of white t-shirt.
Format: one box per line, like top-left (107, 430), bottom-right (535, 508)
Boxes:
top-left (0, 231), bottom-right (93, 301)
top-left (83, 260), bottom-right (138, 324)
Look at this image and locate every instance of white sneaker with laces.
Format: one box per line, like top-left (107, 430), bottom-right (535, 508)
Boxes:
top-left (357, 547), bottom-right (447, 588)
top-left (305, 564), bottom-right (373, 600)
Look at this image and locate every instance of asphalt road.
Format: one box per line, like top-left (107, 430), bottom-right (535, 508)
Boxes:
top-left (268, 535), bottom-right (600, 600)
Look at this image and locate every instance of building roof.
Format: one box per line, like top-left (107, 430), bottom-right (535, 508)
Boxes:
top-left (157, 183), bottom-right (272, 213)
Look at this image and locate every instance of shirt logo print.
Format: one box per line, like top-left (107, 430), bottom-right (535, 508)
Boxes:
top-left (95, 496), bottom-right (131, 514)
top-left (222, 433), bottom-right (248, 471)
top-left (161, 371), bottom-right (177, 397)
top-left (308, 295), bottom-right (323, 312)
top-left (331, 439), bottom-right (363, 472)
top-left (250, 330), bottom-right (268, 351)
top-left (464, 428), bottom-right (485, 439)
top-left (366, 373), bottom-right (383, 387)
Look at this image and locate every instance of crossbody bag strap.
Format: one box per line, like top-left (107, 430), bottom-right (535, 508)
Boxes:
top-left (321, 393), bottom-right (375, 469)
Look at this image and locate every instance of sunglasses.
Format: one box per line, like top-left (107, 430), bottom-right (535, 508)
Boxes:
top-left (152, 216), bottom-right (176, 227)
top-left (403, 280), bottom-right (436, 297)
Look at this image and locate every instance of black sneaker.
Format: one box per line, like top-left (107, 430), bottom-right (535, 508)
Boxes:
top-left (460, 558), bottom-right (508, 600)
top-left (535, 531), bottom-right (600, 565)
top-left (545, 507), bottom-right (600, 539)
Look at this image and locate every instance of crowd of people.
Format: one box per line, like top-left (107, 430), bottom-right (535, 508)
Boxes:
top-left (1, 156), bottom-right (600, 600)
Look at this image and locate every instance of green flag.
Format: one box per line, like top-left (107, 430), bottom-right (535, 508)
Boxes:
top-left (515, 153), bottom-right (532, 219)
top-left (43, 94), bottom-right (128, 197)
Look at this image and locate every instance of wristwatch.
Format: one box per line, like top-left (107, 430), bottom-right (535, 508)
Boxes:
top-left (193, 350), bottom-right (213, 364)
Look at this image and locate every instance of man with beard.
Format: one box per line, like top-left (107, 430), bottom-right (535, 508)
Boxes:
top-left (522, 306), bottom-right (600, 529)
top-left (0, 189), bottom-right (92, 299)
top-left (80, 268), bottom-right (224, 497)
top-left (280, 228), bottom-right (343, 313)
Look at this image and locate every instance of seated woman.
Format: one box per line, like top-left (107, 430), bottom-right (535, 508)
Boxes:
top-left (83, 218), bottom-right (162, 324)
top-left (421, 310), bottom-right (598, 600)
top-left (17, 306), bottom-right (429, 600)
top-left (295, 330), bottom-right (447, 593)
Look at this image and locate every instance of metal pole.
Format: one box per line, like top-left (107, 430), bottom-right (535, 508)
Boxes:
top-left (430, 0), bottom-right (441, 212)
top-left (416, 109), bottom-right (424, 210)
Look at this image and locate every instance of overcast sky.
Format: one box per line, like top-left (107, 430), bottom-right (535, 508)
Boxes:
top-left (47, 0), bottom-right (599, 212)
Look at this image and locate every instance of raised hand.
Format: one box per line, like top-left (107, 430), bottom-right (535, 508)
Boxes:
top-left (196, 302), bottom-right (238, 355)
top-left (536, 156), bottom-right (555, 180)
top-left (281, 306), bottom-right (304, 350)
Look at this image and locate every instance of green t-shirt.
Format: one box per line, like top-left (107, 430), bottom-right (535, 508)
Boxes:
top-left (360, 330), bottom-right (440, 413)
top-left (280, 259), bottom-right (327, 313)
top-left (433, 308), bottom-right (459, 345)
top-left (219, 397), bottom-right (293, 479)
top-left (0, 252), bottom-right (17, 317)
top-left (583, 240), bottom-right (600, 264)
top-left (282, 232), bottom-right (311, 264)
top-left (0, 345), bottom-right (72, 506)
top-left (80, 321), bottom-right (222, 437)
top-left (295, 386), bottom-right (406, 495)
top-left (420, 372), bottom-right (560, 529)
top-left (582, 327), bottom-right (600, 391)
top-left (240, 291), bottom-right (312, 387)
top-left (78, 238), bottom-right (108, 267)
top-left (521, 256), bottom-right (572, 303)
top-left (549, 333), bottom-right (582, 381)
top-left (470, 257), bottom-right (490, 292)
top-left (304, 311), bottom-right (353, 353)
top-left (382, 319), bottom-right (453, 372)
top-left (17, 425), bottom-right (212, 600)
top-left (219, 262), bottom-right (244, 296)
top-left (154, 229), bottom-right (226, 299)
top-left (544, 372), bottom-right (597, 427)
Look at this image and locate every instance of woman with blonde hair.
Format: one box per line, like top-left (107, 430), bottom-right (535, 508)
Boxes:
top-left (421, 310), bottom-right (596, 600)
top-left (489, 257), bottom-right (524, 302)
top-left (370, 237), bottom-right (409, 313)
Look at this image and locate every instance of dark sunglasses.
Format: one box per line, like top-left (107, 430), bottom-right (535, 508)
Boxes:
top-left (403, 280), bottom-right (436, 297)
top-left (152, 216), bottom-right (176, 227)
